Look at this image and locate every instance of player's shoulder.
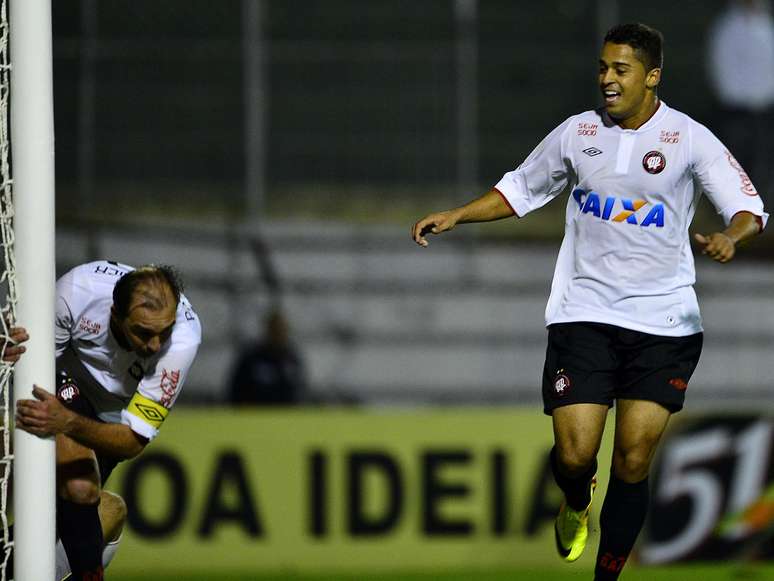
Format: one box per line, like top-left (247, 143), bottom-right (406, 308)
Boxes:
top-left (558, 108), bottom-right (606, 131)
top-left (172, 293), bottom-right (202, 347)
top-left (549, 109), bottom-right (609, 143)
top-left (58, 260), bottom-right (133, 304)
top-left (574, 108), bottom-right (606, 123)
top-left (658, 103), bottom-right (711, 134)
top-left (60, 260), bottom-right (133, 287)
top-left (537, 110), bottom-right (605, 147)
top-left (659, 103), bottom-right (694, 124)
top-left (660, 104), bottom-right (722, 152)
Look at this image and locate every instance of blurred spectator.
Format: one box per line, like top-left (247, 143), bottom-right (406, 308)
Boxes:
top-left (228, 309), bottom-right (306, 405)
top-left (707, 0), bottom-right (774, 200)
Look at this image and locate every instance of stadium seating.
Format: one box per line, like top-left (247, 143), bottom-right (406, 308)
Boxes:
top-left (56, 221), bottom-right (774, 407)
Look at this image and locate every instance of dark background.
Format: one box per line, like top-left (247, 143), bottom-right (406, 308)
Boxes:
top-left (51, 0), bottom-right (730, 225)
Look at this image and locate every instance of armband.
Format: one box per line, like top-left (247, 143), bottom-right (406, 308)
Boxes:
top-left (126, 392), bottom-right (169, 430)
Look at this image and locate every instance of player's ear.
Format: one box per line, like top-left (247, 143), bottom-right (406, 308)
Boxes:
top-left (645, 67), bottom-right (661, 90)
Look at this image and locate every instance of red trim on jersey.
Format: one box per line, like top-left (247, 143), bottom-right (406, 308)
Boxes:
top-left (612, 99), bottom-right (662, 130)
top-left (732, 210), bottom-right (765, 233)
top-left (493, 188), bottom-right (519, 218)
top-left (638, 99), bottom-right (662, 128)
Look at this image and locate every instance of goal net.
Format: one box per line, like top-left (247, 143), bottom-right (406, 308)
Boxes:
top-left (0, 0), bottom-right (16, 578)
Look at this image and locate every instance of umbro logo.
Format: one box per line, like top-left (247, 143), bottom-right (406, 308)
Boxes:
top-left (582, 147), bottom-right (603, 157)
top-left (135, 403), bottom-right (165, 422)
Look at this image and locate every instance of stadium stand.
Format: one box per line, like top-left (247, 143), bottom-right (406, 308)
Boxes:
top-left (56, 220), bottom-right (774, 407)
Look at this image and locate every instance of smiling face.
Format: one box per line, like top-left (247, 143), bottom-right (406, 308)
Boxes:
top-left (112, 283), bottom-right (177, 358)
top-left (599, 42), bottom-right (661, 129)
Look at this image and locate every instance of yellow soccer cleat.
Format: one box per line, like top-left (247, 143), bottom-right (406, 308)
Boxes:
top-left (554, 476), bottom-right (597, 562)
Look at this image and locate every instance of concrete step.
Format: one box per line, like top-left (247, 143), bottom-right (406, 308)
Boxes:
top-left (184, 335), bottom-right (774, 407)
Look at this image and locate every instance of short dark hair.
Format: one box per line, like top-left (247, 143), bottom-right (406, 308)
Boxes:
top-left (113, 264), bottom-right (183, 319)
top-left (604, 23), bottom-right (664, 72)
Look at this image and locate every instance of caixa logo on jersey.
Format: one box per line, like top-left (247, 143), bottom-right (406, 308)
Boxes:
top-left (572, 188), bottom-right (664, 228)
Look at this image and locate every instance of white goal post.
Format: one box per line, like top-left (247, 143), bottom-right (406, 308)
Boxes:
top-left (8, 0), bottom-right (57, 579)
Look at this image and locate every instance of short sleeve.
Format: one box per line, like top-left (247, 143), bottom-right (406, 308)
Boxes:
top-left (493, 117), bottom-right (575, 218)
top-left (120, 298), bottom-right (201, 440)
top-left (55, 274), bottom-right (76, 357)
top-left (120, 344), bottom-right (199, 440)
top-left (691, 122), bottom-right (769, 228)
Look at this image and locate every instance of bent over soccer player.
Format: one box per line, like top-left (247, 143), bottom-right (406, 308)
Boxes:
top-left (412, 23), bottom-right (767, 581)
top-left (12, 261), bottom-right (202, 581)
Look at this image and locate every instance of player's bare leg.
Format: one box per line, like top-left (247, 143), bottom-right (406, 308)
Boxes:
top-left (612, 399), bottom-right (670, 482)
top-left (97, 491), bottom-right (126, 575)
top-left (553, 404), bottom-right (608, 477)
top-left (594, 399), bottom-right (671, 580)
top-left (56, 433), bottom-right (104, 581)
top-left (551, 403), bottom-right (608, 561)
top-left (98, 490), bottom-right (127, 542)
top-left (0, 449), bottom-right (118, 580)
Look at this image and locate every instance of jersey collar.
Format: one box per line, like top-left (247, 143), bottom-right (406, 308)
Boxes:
top-left (603, 100), bottom-right (669, 133)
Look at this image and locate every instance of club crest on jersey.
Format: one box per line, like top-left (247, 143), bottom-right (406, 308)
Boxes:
top-left (553, 372), bottom-right (571, 398)
top-left (57, 380), bottom-right (80, 403)
top-left (572, 188), bottom-right (665, 227)
top-left (642, 151), bottom-right (666, 174)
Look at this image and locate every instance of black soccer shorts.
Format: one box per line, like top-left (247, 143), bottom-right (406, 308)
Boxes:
top-left (56, 348), bottom-right (121, 485)
top-left (541, 322), bottom-right (703, 415)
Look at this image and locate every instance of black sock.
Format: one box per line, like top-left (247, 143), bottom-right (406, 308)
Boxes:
top-left (594, 474), bottom-right (649, 580)
top-left (57, 498), bottom-right (104, 581)
top-left (550, 446), bottom-right (597, 511)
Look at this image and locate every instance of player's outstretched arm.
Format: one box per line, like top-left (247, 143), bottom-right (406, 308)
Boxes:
top-left (16, 385), bottom-right (148, 459)
top-left (694, 211), bottom-right (763, 263)
top-left (412, 189), bottom-right (515, 247)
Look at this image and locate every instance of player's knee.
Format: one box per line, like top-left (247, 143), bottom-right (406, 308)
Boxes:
top-left (612, 446), bottom-right (652, 482)
top-left (556, 445), bottom-right (597, 477)
top-left (99, 491), bottom-right (127, 542)
top-left (113, 493), bottom-right (127, 525)
top-left (59, 478), bottom-right (101, 505)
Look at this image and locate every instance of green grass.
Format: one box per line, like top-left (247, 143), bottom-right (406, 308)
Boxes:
top-left (109, 564), bottom-right (774, 581)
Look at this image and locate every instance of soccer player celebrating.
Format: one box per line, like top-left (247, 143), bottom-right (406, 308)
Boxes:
top-left (412, 23), bottom-right (767, 581)
top-left (12, 261), bottom-right (202, 581)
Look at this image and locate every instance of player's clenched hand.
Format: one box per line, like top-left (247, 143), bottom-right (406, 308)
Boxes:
top-left (694, 232), bottom-right (735, 263)
top-left (15, 385), bottom-right (73, 437)
top-left (412, 210), bottom-right (461, 247)
top-left (1, 326), bottom-right (28, 363)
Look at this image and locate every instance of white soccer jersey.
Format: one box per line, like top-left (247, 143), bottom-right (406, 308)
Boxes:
top-left (495, 101), bottom-right (768, 336)
top-left (55, 261), bottom-right (202, 439)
